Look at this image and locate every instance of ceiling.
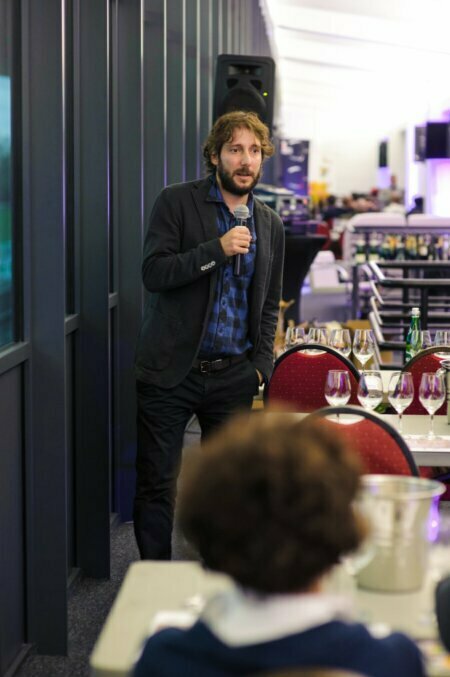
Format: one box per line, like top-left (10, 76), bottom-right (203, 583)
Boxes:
top-left (261, 0), bottom-right (450, 140)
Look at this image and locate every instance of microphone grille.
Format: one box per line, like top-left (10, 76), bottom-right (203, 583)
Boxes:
top-left (234, 204), bottom-right (250, 220)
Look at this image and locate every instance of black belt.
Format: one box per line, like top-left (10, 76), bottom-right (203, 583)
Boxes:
top-left (192, 353), bottom-right (248, 374)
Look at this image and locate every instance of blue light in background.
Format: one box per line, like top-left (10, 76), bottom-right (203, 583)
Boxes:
top-left (0, 74), bottom-right (13, 347)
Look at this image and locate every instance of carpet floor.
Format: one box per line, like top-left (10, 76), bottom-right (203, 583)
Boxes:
top-left (14, 418), bottom-right (201, 677)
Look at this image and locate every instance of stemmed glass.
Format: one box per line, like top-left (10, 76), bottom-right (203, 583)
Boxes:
top-left (435, 331), bottom-right (450, 358)
top-left (325, 370), bottom-right (351, 420)
top-left (352, 330), bottom-right (375, 371)
top-left (329, 329), bottom-right (352, 358)
top-left (387, 372), bottom-right (414, 433)
top-left (419, 372), bottom-right (446, 440)
top-left (357, 370), bottom-right (383, 412)
top-left (409, 330), bottom-right (432, 356)
top-left (284, 326), bottom-right (306, 351)
top-left (307, 328), bottom-right (329, 345)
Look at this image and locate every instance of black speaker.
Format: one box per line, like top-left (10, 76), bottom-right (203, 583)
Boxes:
top-left (213, 54), bottom-right (275, 131)
top-left (378, 141), bottom-right (388, 168)
top-left (414, 126), bottom-right (426, 162)
top-left (426, 122), bottom-right (450, 159)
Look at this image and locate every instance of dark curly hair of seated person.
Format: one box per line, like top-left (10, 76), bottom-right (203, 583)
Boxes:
top-left (178, 413), bottom-right (367, 594)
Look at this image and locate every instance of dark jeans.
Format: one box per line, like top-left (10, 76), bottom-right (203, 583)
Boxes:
top-left (134, 358), bottom-right (259, 560)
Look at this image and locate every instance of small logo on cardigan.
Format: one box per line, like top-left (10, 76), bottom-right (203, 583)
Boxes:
top-left (201, 261), bottom-right (216, 271)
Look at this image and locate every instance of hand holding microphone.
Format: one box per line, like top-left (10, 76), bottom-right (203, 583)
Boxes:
top-left (219, 204), bottom-right (251, 275)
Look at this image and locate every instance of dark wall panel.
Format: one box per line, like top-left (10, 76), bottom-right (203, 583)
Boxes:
top-left (22, 0), bottom-right (68, 653)
top-left (167, 0), bottom-right (184, 184)
top-left (0, 367), bottom-right (23, 674)
top-left (75, 0), bottom-right (111, 579)
top-left (199, 0), bottom-right (211, 149)
top-left (211, 0), bottom-right (219, 65)
top-left (113, 0), bottom-right (144, 522)
top-left (66, 333), bottom-right (75, 571)
top-left (185, 0), bottom-right (199, 179)
top-left (144, 0), bottom-right (165, 213)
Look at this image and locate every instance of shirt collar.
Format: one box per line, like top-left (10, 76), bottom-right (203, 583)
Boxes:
top-left (200, 585), bottom-right (353, 647)
top-left (206, 174), bottom-right (254, 217)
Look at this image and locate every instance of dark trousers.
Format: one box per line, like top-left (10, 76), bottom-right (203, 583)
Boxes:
top-left (134, 358), bottom-right (259, 559)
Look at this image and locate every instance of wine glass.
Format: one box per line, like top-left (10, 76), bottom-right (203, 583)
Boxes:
top-left (307, 327), bottom-right (329, 345)
top-left (357, 370), bottom-right (383, 412)
top-left (387, 372), bottom-right (414, 433)
top-left (409, 330), bottom-right (432, 356)
top-left (419, 372), bottom-right (446, 440)
top-left (324, 370), bottom-right (351, 420)
top-left (284, 326), bottom-right (306, 351)
top-left (329, 329), bottom-right (352, 358)
top-left (435, 330), bottom-right (450, 358)
top-left (352, 330), bottom-right (375, 371)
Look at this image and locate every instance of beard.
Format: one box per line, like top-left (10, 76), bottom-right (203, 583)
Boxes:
top-left (217, 161), bottom-right (262, 196)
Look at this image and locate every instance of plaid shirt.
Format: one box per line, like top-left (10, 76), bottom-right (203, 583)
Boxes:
top-left (199, 175), bottom-right (256, 357)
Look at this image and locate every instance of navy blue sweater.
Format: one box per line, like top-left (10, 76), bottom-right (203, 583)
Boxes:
top-left (133, 619), bottom-right (425, 677)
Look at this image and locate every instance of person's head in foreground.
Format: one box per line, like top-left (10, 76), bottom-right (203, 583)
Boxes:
top-left (134, 415), bottom-right (425, 677)
top-left (179, 413), bottom-right (365, 593)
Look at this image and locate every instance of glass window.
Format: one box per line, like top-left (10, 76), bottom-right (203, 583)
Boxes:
top-left (0, 0), bottom-right (14, 347)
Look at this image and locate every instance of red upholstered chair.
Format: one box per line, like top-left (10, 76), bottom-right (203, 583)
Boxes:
top-left (265, 344), bottom-right (360, 412)
top-left (403, 346), bottom-right (450, 415)
top-left (310, 405), bottom-right (419, 476)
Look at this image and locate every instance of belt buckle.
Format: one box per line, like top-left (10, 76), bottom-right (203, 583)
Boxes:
top-left (199, 360), bottom-right (211, 374)
top-left (211, 358), bottom-right (224, 371)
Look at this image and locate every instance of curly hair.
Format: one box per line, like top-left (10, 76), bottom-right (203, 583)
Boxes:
top-left (202, 110), bottom-right (275, 174)
top-left (178, 414), bottom-right (367, 594)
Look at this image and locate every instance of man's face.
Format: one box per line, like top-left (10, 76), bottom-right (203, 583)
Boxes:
top-left (212, 127), bottom-right (263, 196)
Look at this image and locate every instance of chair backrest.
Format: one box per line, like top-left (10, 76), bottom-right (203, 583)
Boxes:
top-left (403, 346), bottom-right (450, 415)
top-left (310, 405), bottom-right (419, 476)
top-left (265, 344), bottom-right (360, 412)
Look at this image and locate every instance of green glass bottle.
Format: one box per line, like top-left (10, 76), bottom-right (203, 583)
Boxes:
top-left (405, 307), bottom-right (421, 362)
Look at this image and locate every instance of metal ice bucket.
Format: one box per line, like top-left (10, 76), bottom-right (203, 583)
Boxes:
top-left (356, 475), bottom-right (445, 592)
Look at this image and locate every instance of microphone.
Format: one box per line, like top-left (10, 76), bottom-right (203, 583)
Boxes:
top-left (233, 204), bottom-right (250, 276)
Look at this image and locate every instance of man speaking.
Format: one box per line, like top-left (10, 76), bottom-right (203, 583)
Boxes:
top-left (134, 110), bottom-right (285, 559)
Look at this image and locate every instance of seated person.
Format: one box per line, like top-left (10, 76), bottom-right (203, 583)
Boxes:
top-left (383, 192), bottom-right (405, 214)
top-left (134, 415), bottom-right (425, 677)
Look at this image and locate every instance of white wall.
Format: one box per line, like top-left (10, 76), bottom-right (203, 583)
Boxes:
top-left (282, 103), bottom-right (381, 196)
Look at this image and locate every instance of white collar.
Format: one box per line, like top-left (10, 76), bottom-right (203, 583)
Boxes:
top-left (200, 586), bottom-right (354, 646)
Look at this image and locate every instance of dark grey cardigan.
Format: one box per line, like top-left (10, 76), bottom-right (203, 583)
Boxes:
top-left (135, 177), bottom-right (285, 389)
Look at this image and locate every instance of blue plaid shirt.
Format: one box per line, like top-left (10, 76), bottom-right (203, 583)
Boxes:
top-left (199, 176), bottom-right (256, 357)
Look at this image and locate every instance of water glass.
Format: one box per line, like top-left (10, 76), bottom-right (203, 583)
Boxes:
top-left (324, 370), bottom-right (351, 409)
top-left (419, 372), bottom-right (446, 439)
top-left (329, 329), bottom-right (352, 358)
top-left (387, 371), bottom-right (414, 433)
top-left (357, 370), bottom-right (383, 411)
top-left (352, 329), bottom-right (375, 370)
top-left (435, 331), bottom-right (450, 358)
